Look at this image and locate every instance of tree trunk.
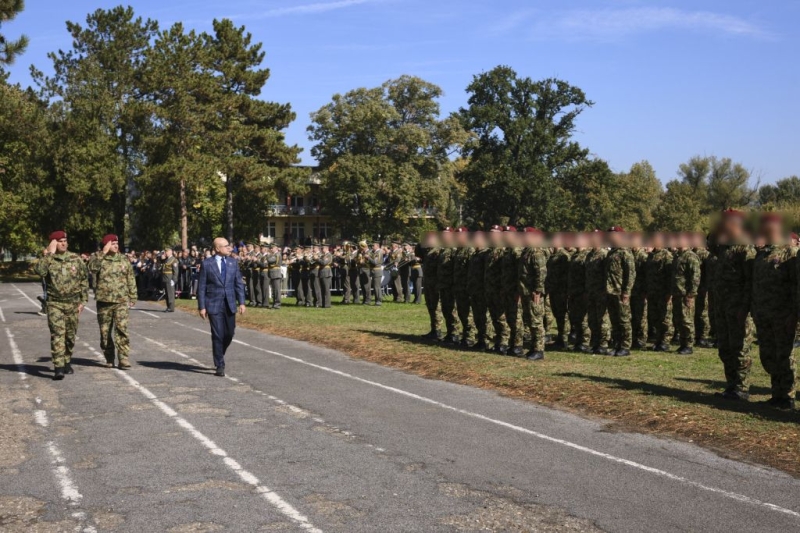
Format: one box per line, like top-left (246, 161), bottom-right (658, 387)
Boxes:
top-left (226, 178), bottom-right (234, 243)
top-left (180, 178), bottom-right (188, 250)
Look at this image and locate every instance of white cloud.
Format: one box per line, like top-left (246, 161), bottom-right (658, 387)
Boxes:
top-left (243, 0), bottom-right (377, 19)
top-left (523, 7), bottom-right (770, 41)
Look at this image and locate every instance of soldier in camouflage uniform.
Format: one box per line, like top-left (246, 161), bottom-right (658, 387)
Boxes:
top-left (568, 234), bottom-right (591, 353)
top-left (671, 235), bottom-right (701, 355)
top-left (453, 228), bottom-right (475, 347)
top-left (711, 209), bottom-right (756, 401)
top-left (545, 234), bottom-right (571, 350)
top-left (266, 244), bottom-right (283, 309)
top-left (468, 231), bottom-right (492, 350)
top-left (420, 232), bottom-right (442, 339)
top-left (751, 213), bottom-right (796, 410)
top-left (368, 241), bottom-right (384, 306)
top-left (408, 243), bottom-right (423, 304)
top-left (485, 227), bottom-right (508, 353)
top-left (161, 248), bottom-right (178, 312)
top-left (389, 242), bottom-right (404, 302)
top-left (604, 228), bottom-right (635, 357)
top-left (88, 234), bottom-right (138, 369)
top-left (258, 245), bottom-right (271, 307)
top-left (703, 250), bottom-right (718, 346)
top-left (586, 232), bottom-right (611, 355)
top-left (646, 235), bottom-right (674, 352)
top-left (630, 236), bottom-right (649, 350)
top-left (518, 228), bottom-right (548, 361)
top-left (437, 229), bottom-right (458, 342)
top-left (694, 246), bottom-right (713, 347)
top-left (34, 231), bottom-right (89, 380)
top-left (357, 242), bottom-right (372, 305)
top-left (501, 227), bottom-right (524, 356)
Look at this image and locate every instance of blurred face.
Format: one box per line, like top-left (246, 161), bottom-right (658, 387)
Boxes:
top-left (489, 231), bottom-right (504, 247)
top-left (55, 238), bottom-right (68, 254)
top-left (503, 232), bottom-right (519, 247)
top-left (214, 238), bottom-right (232, 257)
top-left (423, 233), bottom-right (437, 248)
top-left (651, 233), bottom-right (664, 250)
top-left (759, 219), bottom-right (783, 244)
top-left (720, 216), bottom-right (744, 242)
top-left (473, 232), bottom-right (487, 249)
top-left (165, 248), bottom-right (173, 257)
top-left (440, 232), bottom-right (454, 247)
top-left (455, 231), bottom-right (469, 246)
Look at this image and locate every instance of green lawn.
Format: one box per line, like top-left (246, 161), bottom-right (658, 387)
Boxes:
top-left (174, 296), bottom-right (800, 475)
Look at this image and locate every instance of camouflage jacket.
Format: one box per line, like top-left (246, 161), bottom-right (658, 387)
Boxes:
top-left (605, 247), bottom-right (635, 296)
top-left (453, 246), bottom-right (474, 292)
top-left (671, 249), bottom-right (701, 297)
top-left (713, 244), bottom-right (755, 309)
top-left (484, 247), bottom-right (505, 295)
top-left (585, 248), bottom-right (609, 295)
top-left (646, 248), bottom-right (673, 297)
top-left (501, 247), bottom-right (523, 294)
top-left (34, 252), bottom-right (89, 303)
top-left (631, 248), bottom-right (649, 295)
top-left (421, 247), bottom-right (440, 287)
top-left (694, 248), bottom-right (711, 293)
top-left (567, 249), bottom-right (589, 297)
top-left (437, 248), bottom-right (456, 290)
top-left (752, 244), bottom-right (797, 316)
top-left (88, 252), bottom-right (137, 304)
top-left (467, 248), bottom-right (490, 296)
top-left (545, 248), bottom-right (572, 295)
top-left (518, 247), bottom-right (548, 296)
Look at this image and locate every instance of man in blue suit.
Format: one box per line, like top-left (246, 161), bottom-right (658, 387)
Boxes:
top-left (197, 238), bottom-right (246, 376)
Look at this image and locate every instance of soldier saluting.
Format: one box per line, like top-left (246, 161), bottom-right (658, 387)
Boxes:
top-left (34, 231), bottom-right (89, 380)
top-left (88, 234), bottom-right (138, 369)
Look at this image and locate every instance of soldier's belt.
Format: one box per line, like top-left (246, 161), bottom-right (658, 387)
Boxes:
top-left (49, 296), bottom-right (83, 304)
top-left (372, 267), bottom-right (383, 271)
top-left (269, 266), bottom-right (281, 270)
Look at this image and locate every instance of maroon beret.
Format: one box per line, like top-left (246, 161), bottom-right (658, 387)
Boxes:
top-left (102, 234), bottom-right (119, 246)
top-left (49, 231), bottom-right (67, 241)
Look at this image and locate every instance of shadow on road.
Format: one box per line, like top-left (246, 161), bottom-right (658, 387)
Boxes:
top-left (13, 311), bottom-right (41, 316)
top-left (0, 362), bottom-right (52, 378)
top-left (137, 360), bottom-right (211, 374)
top-left (558, 372), bottom-right (799, 423)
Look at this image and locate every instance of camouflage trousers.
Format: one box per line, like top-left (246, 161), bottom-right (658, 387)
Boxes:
top-left (631, 293), bottom-right (647, 347)
top-left (469, 291), bottom-right (492, 346)
top-left (521, 296), bottom-right (546, 352)
top-left (672, 295), bottom-right (695, 348)
top-left (587, 292), bottom-right (610, 351)
top-left (47, 300), bottom-right (81, 368)
top-left (486, 291), bottom-right (507, 348)
top-left (549, 292), bottom-right (569, 345)
top-left (647, 294), bottom-right (672, 346)
top-left (568, 294), bottom-right (589, 348)
top-left (97, 302), bottom-right (131, 365)
top-left (607, 294), bottom-right (632, 351)
top-left (424, 284), bottom-right (442, 334)
top-left (694, 289), bottom-right (711, 342)
top-left (439, 288), bottom-right (457, 336)
top-left (455, 290), bottom-right (475, 343)
top-left (503, 292), bottom-right (523, 348)
top-left (715, 303), bottom-right (754, 393)
top-left (753, 312), bottom-right (797, 400)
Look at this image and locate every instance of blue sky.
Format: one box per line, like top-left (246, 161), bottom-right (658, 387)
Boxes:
top-left (4, 0), bottom-right (799, 183)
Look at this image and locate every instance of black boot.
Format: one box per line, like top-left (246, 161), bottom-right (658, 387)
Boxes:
top-left (498, 345), bottom-right (509, 356)
top-left (677, 346), bottom-right (693, 355)
top-left (64, 363), bottom-right (75, 374)
top-left (525, 351), bottom-right (544, 361)
top-left (53, 367), bottom-right (65, 381)
top-left (614, 349), bottom-right (631, 357)
top-left (473, 340), bottom-right (488, 351)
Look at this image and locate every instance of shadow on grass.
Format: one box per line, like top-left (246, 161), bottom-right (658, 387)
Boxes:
top-left (558, 372), bottom-right (799, 423)
top-left (136, 360), bottom-right (211, 374)
top-left (674, 376), bottom-right (773, 396)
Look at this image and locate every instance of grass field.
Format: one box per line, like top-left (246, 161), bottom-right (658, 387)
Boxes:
top-left (175, 296), bottom-right (799, 475)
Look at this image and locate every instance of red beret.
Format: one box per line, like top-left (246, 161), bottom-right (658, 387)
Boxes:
top-left (523, 227), bottom-right (542, 233)
top-left (102, 234), bottom-right (119, 246)
top-left (503, 225), bottom-right (517, 232)
top-left (791, 232), bottom-right (799, 241)
top-left (760, 212), bottom-right (782, 223)
top-left (489, 225), bottom-right (503, 233)
top-left (49, 231), bottom-right (67, 241)
top-left (442, 227), bottom-right (453, 233)
top-left (608, 226), bottom-right (625, 232)
top-left (722, 208), bottom-right (745, 219)
top-left (455, 227), bottom-right (469, 233)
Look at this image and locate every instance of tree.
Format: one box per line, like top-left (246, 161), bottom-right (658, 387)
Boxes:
top-left (650, 180), bottom-right (706, 232)
top-left (557, 158), bottom-right (617, 230)
top-left (758, 176), bottom-right (800, 207)
top-left (457, 65), bottom-right (592, 229)
top-left (613, 161), bottom-right (663, 231)
top-left (308, 75), bottom-right (466, 238)
top-left (0, 0), bottom-right (28, 65)
top-left (676, 155), bottom-right (755, 215)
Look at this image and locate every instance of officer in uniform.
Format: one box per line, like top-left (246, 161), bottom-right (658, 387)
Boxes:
top-left (630, 236), bottom-right (650, 350)
top-left (161, 247), bottom-right (178, 312)
top-left (605, 227), bottom-right (636, 357)
top-left (357, 241), bottom-right (372, 304)
top-left (34, 231), bottom-right (89, 380)
top-left (318, 243), bottom-right (333, 308)
top-left (258, 245), bottom-right (271, 307)
top-left (250, 245), bottom-right (263, 306)
top-left (485, 226), bottom-right (508, 353)
top-left (420, 232), bottom-right (441, 339)
top-left (338, 242), bottom-right (353, 304)
top-left (242, 243), bottom-right (254, 304)
top-left (671, 234), bottom-right (701, 355)
top-left (518, 227), bottom-right (548, 361)
top-left (399, 242), bottom-right (413, 303)
top-left (567, 235), bottom-right (590, 353)
top-left (409, 242), bottom-right (423, 304)
top-left (389, 241), bottom-right (404, 302)
top-left (545, 234), bottom-right (572, 350)
top-left (437, 229), bottom-right (458, 342)
top-left (501, 226), bottom-right (524, 356)
top-left (308, 245), bottom-right (321, 307)
top-left (453, 228), bottom-right (475, 347)
top-left (468, 231), bottom-right (492, 350)
top-left (368, 241), bottom-right (384, 306)
top-left (586, 231), bottom-right (610, 355)
top-left (266, 243), bottom-right (283, 309)
top-left (646, 234), bottom-right (674, 351)
top-left (88, 234), bottom-right (138, 369)
top-left (694, 246), bottom-right (712, 348)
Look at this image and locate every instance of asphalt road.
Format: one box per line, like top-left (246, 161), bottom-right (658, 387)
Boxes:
top-left (1, 281), bottom-right (799, 533)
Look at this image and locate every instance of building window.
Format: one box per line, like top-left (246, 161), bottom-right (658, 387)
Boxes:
top-left (290, 222), bottom-right (305, 242)
top-left (290, 196), bottom-right (304, 208)
top-left (312, 223), bottom-right (330, 241)
top-left (264, 222), bottom-right (276, 239)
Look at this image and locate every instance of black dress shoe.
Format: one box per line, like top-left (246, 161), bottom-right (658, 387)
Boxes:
top-left (215, 367), bottom-right (225, 377)
top-left (525, 351), bottom-right (545, 361)
top-left (53, 367), bottom-right (65, 380)
top-left (65, 363), bottom-right (75, 374)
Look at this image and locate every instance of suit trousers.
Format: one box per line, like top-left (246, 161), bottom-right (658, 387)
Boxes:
top-left (208, 309), bottom-right (236, 369)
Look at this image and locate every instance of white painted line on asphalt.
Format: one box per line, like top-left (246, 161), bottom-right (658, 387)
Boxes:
top-left (4, 326), bottom-right (28, 382)
top-left (11, 283), bottom-right (41, 307)
top-left (81, 341), bottom-right (323, 533)
top-left (34, 410), bottom-right (49, 427)
top-left (46, 441), bottom-right (84, 505)
top-left (0, 304), bottom-right (5, 322)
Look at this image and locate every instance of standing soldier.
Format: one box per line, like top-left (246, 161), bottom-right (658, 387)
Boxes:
top-left (308, 245), bottom-right (321, 307)
top-left (630, 235), bottom-right (649, 350)
top-left (368, 241), bottom-right (384, 306)
top-left (161, 247), bottom-right (178, 313)
top-left (485, 227), bottom-right (508, 353)
top-left (501, 227), bottom-right (524, 356)
top-left (671, 234), bottom-right (701, 355)
top-left (586, 232), bottom-right (611, 355)
top-left (453, 228), bottom-right (475, 347)
top-left (703, 248), bottom-right (718, 347)
top-left (437, 229), bottom-right (458, 342)
top-left (34, 231), bottom-right (89, 380)
top-left (266, 244), bottom-right (283, 309)
top-left (348, 243), bottom-right (361, 304)
top-left (605, 227), bottom-right (636, 357)
top-left (694, 245), bottom-right (713, 347)
top-left (88, 234), bottom-right (137, 369)
top-left (318, 243), bottom-right (333, 308)
top-left (518, 228), bottom-right (548, 361)
top-left (468, 231), bottom-right (492, 350)
top-left (337, 242), bottom-right (352, 304)
top-left (242, 243), bottom-right (255, 305)
top-left (752, 212), bottom-right (797, 410)
top-left (409, 243), bottom-right (423, 304)
top-left (646, 234), bottom-right (674, 352)
top-left (399, 242), bottom-right (413, 303)
top-left (358, 241), bottom-right (372, 305)
top-left (258, 245), bottom-right (271, 308)
top-left (389, 241), bottom-right (404, 302)
top-left (294, 248), bottom-right (307, 306)
top-left (546, 234), bottom-right (572, 350)
top-left (712, 209), bottom-right (756, 401)
top-left (420, 232), bottom-right (441, 339)
top-left (250, 245), bottom-right (263, 307)
top-left (567, 234), bottom-right (591, 353)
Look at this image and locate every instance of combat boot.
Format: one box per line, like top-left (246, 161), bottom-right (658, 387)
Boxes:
top-left (550, 338), bottom-right (566, 351)
top-left (498, 345), bottom-right (509, 356)
top-left (631, 341), bottom-right (643, 350)
top-left (593, 347), bottom-right (612, 356)
top-left (614, 349), bottom-right (631, 357)
top-left (53, 367), bottom-right (65, 381)
top-left (716, 389), bottom-right (749, 401)
top-left (473, 340), bottom-right (488, 351)
top-left (118, 359), bottom-right (131, 370)
top-left (572, 344), bottom-right (589, 353)
top-left (677, 346), bottom-right (693, 355)
top-left (511, 346), bottom-right (524, 357)
top-left (64, 363), bottom-right (75, 374)
top-left (762, 397), bottom-right (795, 410)
top-left (525, 351), bottom-right (544, 361)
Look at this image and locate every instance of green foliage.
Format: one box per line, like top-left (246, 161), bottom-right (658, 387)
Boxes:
top-left (308, 75), bottom-right (466, 239)
top-left (613, 161), bottom-right (663, 231)
top-left (0, 0), bottom-right (28, 65)
top-left (651, 180), bottom-right (707, 231)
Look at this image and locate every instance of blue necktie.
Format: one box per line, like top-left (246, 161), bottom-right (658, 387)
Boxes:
top-left (220, 257), bottom-right (227, 284)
